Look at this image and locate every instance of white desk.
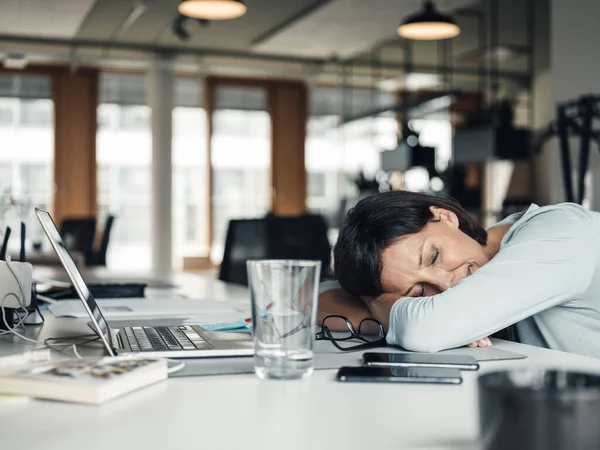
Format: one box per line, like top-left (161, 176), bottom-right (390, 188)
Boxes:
top-left (2, 274), bottom-right (600, 450)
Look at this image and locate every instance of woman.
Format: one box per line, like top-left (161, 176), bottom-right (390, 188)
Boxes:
top-left (318, 190), bottom-right (600, 358)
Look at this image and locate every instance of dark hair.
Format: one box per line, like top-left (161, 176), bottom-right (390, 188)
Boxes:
top-left (333, 190), bottom-right (487, 297)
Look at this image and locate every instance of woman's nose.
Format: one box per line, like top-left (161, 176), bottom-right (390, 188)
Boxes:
top-left (430, 268), bottom-right (455, 291)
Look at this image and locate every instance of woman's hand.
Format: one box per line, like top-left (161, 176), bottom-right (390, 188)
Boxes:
top-left (466, 337), bottom-right (492, 348)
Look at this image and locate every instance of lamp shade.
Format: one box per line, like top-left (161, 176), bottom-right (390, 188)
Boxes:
top-left (178, 0), bottom-right (246, 20)
top-left (397, 1), bottom-right (460, 40)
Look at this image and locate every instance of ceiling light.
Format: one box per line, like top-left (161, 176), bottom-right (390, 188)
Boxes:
top-left (178, 0), bottom-right (246, 20)
top-left (397, 1), bottom-right (460, 40)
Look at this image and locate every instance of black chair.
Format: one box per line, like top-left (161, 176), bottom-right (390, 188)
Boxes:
top-left (0, 226), bottom-right (11, 261)
top-left (59, 217), bottom-right (97, 254)
top-left (265, 213), bottom-right (331, 279)
top-left (85, 215), bottom-right (115, 267)
top-left (218, 219), bottom-right (269, 286)
top-left (218, 213), bottom-right (332, 286)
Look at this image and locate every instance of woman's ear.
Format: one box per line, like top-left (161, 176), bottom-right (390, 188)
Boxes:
top-left (429, 206), bottom-right (459, 228)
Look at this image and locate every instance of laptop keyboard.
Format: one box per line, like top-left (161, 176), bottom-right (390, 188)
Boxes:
top-left (123, 325), bottom-right (211, 352)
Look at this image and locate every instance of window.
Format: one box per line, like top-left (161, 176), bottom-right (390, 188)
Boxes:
top-left (402, 119), bottom-right (453, 192)
top-left (19, 99), bottom-right (52, 126)
top-left (306, 86), bottom-right (397, 225)
top-left (119, 105), bottom-right (150, 130)
top-left (173, 102), bottom-right (209, 264)
top-left (210, 86), bottom-right (270, 262)
top-left (0, 75), bottom-right (53, 249)
top-left (97, 73), bottom-right (210, 270)
top-left (410, 119), bottom-right (452, 172)
top-left (308, 172), bottom-right (327, 198)
top-left (96, 102), bottom-right (152, 269)
top-left (97, 73), bottom-right (152, 270)
top-left (0, 107), bottom-right (12, 125)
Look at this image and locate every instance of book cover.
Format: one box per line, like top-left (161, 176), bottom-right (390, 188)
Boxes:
top-left (0, 357), bottom-right (168, 405)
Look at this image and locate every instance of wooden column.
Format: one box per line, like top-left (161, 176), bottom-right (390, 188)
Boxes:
top-left (268, 81), bottom-right (307, 216)
top-left (52, 69), bottom-right (98, 225)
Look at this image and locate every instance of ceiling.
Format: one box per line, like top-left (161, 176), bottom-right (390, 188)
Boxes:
top-left (0, 0), bottom-right (544, 92)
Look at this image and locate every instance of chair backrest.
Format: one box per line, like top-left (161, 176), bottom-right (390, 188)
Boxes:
top-left (59, 217), bottom-right (97, 253)
top-left (265, 214), bottom-right (331, 278)
top-left (0, 226), bottom-right (11, 261)
top-left (218, 214), bottom-right (332, 286)
top-left (86, 215), bottom-right (115, 266)
top-left (218, 219), bottom-right (269, 286)
top-left (99, 215), bottom-right (115, 255)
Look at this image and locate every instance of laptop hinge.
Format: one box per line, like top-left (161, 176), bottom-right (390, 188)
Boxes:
top-left (109, 328), bottom-right (123, 355)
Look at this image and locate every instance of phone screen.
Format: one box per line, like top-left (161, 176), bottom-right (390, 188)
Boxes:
top-left (362, 352), bottom-right (479, 370)
top-left (337, 366), bottom-right (462, 384)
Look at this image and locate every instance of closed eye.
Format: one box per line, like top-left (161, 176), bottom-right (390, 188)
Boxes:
top-left (430, 248), bottom-right (439, 266)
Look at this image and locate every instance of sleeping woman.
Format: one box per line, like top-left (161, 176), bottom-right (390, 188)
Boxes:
top-left (318, 190), bottom-right (600, 358)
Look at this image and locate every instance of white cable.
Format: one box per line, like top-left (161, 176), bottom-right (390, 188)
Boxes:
top-left (0, 258), bottom-right (43, 345)
top-left (1, 261), bottom-right (87, 356)
top-left (166, 360), bottom-right (186, 374)
top-left (71, 344), bottom-right (83, 360)
top-left (1, 293), bottom-right (45, 345)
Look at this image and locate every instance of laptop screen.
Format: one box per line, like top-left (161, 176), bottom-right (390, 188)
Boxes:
top-left (35, 208), bottom-right (115, 356)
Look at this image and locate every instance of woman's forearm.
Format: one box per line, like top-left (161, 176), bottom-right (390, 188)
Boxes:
top-left (364, 293), bottom-right (400, 330)
top-left (317, 288), bottom-right (373, 331)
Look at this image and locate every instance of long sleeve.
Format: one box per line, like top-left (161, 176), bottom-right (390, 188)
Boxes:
top-left (386, 205), bottom-right (598, 352)
top-left (319, 279), bottom-right (342, 295)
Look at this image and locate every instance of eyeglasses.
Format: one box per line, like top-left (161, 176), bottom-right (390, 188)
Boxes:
top-left (315, 315), bottom-right (387, 352)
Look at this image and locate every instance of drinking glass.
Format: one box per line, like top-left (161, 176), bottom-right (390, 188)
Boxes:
top-left (247, 260), bottom-right (321, 380)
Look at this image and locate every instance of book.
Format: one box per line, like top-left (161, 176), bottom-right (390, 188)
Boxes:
top-left (0, 356), bottom-right (168, 405)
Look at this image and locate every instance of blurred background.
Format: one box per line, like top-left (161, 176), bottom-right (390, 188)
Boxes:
top-left (0, 0), bottom-right (593, 281)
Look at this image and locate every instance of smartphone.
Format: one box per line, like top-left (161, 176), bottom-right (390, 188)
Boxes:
top-left (362, 352), bottom-right (479, 371)
top-left (336, 366), bottom-right (462, 385)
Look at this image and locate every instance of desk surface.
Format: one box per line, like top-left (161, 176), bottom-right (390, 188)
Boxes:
top-left (3, 271), bottom-right (600, 450)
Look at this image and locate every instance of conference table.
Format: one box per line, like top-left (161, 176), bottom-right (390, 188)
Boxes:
top-left (2, 270), bottom-right (600, 450)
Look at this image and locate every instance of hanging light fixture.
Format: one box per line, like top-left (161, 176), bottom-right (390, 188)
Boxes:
top-left (178, 0), bottom-right (246, 20)
top-left (397, 1), bottom-right (460, 40)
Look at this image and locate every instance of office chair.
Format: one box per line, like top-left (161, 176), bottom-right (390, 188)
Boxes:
top-left (265, 213), bottom-right (332, 279)
top-left (0, 226), bottom-right (11, 261)
top-left (218, 219), bottom-right (269, 286)
top-left (85, 215), bottom-right (115, 267)
top-left (219, 214), bottom-right (333, 286)
top-left (59, 217), bottom-right (97, 255)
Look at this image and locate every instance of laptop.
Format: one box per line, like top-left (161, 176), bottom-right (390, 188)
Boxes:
top-left (35, 208), bottom-right (254, 359)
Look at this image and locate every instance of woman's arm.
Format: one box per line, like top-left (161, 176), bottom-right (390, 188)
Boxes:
top-left (317, 287), bottom-right (373, 331)
top-left (366, 294), bottom-right (492, 348)
top-left (380, 207), bottom-right (597, 352)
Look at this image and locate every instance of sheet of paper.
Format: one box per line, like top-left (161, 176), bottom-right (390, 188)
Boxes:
top-left (199, 318), bottom-right (251, 332)
top-left (48, 298), bottom-right (244, 322)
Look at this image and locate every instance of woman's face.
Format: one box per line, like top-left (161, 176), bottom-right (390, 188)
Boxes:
top-left (379, 206), bottom-right (490, 297)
